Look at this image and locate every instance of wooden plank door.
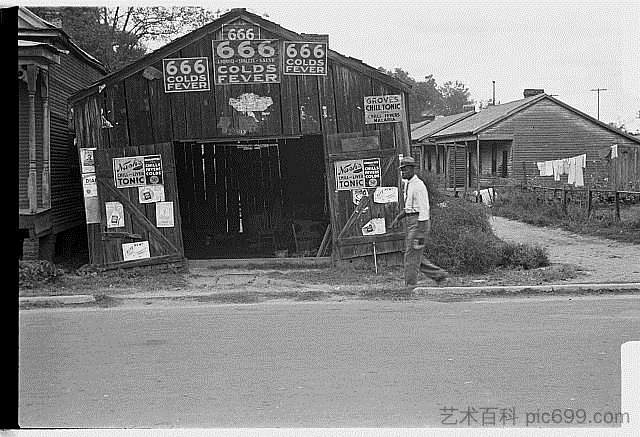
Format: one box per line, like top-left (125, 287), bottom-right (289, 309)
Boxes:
top-left (326, 133), bottom-right (404, 260)
top-left (92, 142), bottom-right (185, 268)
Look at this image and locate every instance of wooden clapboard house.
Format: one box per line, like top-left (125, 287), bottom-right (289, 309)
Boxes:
top-left (413, 89), bottom-right (640, 195)
top-left (18, 7), bottom-right (107, 260)
top-left (69, 8), bottom-right (412, 269)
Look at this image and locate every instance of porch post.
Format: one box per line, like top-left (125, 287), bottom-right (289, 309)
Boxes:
top-left (27, 65), bottom-right (38, 213)
top-left (464, 141), bottom-right (469, 197)
top-left (41, 69), bottom-right (51, 209)
top-left (476, 136), bottom-right (480, 193)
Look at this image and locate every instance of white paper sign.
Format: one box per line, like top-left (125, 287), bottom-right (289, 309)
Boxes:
top-left (364, 95), bottom-right (403, 124)
top-left (352, 188), bottom-right (369, 206)
top-left (361, 218), bottom-right (386, 236)
top-left (79, 148), bottom-right (96, 173)
top-left (138, 185), bottom-right (166, 203)
top-left (82, 173), bottom-right (98, 198)
top-left (156, 201), bottom-right (174, 228)
top-left (122, 241), bottom-right (150, 261)
top-left (105, 201), bottom-right (124, 228)
top-left (374, 186), bottom-right (399, 204)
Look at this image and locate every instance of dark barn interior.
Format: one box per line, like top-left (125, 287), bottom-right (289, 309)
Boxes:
top-left (175, 135), bottom-right (329, 258)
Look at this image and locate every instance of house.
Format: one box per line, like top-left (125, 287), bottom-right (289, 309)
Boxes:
top-left (18, 7), bottom-right (107, 260)
top-left (413, 89), bottom-right (640, 195)
top-left (68, 8), bottom-right (412, 268)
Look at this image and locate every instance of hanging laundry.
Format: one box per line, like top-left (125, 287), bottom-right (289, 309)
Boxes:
top-left (574, 154), bottom-right (586, 187)
top-left (543, 161), bottom-right (554, 176)
top-left (537, 162), bottom-right (545, 174)
top-left (562, 158), bottom-right (571, 174)
top-left (552, 160), bottom-right (563, 181)
top-left (610, 144), bottom-right (618, 159)
top-left (568, 157), bottom-right (577, 185)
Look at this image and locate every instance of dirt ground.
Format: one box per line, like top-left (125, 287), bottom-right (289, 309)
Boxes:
top-left (490, 216), bottom-right (640, 284)
top-left (20, 216), bottom-right (640, 301)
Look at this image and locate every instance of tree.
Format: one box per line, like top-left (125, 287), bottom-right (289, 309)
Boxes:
top-left (378, 68), bottom-right (472, 122)
top-left (439, 81), bottom-right (472, 115)
top-left (29, 6), bottom-right (220, 71)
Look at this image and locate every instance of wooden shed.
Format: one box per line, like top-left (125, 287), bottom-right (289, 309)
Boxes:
top-left (414, 90), bottom-right (640, 195)
top-left (18, 7), bottom-right (107, 260)
top-left (69, 8), bottom-right (412, 268)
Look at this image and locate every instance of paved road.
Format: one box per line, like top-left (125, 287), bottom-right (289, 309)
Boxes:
top-left (19, 297), bottom-right (639, 428)
top-left (491, 216), bottom-right (640, 283)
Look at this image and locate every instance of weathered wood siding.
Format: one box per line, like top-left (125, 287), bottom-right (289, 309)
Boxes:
top-left (48, 52), bottom-right (105, 232)
top-left (74, 30), bottom-right (409, 149)
top-left (481, 100), bottom-right (639, 187)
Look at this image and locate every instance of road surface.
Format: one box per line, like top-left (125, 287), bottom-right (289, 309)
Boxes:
top-left (19, 296), bottom-right (639, 428)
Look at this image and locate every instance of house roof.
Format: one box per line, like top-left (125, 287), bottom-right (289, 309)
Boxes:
top-left (18, 7), bottom-right (108, 74)
top-left (431, 93), bottom-right (640, 145)
top-left (411, 111), bottom-right (475, 142)
top-left (69, 8), bottom-right (411, 103)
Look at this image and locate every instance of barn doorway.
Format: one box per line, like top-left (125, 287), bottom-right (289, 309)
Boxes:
top-left (175, 135), bottom-right (329, 259)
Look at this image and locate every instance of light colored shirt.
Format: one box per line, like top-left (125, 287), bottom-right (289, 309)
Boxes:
top-left (403, 175), bottom-right (430, 221)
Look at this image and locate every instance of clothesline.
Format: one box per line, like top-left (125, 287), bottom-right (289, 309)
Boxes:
top-left (536, 153), bottom-right (586, 187)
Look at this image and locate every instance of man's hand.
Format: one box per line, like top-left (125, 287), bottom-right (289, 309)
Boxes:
top-left (390, 218), bottom-right (399, 229)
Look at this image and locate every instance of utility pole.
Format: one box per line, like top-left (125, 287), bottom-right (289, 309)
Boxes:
top-left (590, 88), bottom-right (607, 120)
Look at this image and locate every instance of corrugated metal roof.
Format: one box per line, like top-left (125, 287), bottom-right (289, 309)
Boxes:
top-left (433, 94), bottom-right (545, 138)
top-left (411, 111), bottom-right (475, 141)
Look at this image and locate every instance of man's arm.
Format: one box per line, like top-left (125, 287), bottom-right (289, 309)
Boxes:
top-left (390, 210), bottom-right (407, 229)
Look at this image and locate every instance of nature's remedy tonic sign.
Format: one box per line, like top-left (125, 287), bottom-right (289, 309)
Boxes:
top-left (212, 39), bottom-right (280, 85)
top-left (364, 94), bottom-right (404, 124)
top-left (283, 41), bottom-right (327, 75)
top-left (162, 57), bottom-right (210, 93)
top-left (334, 158), bottom-right (381, 191)
top-left (113, 155), bottom-right (163, 188)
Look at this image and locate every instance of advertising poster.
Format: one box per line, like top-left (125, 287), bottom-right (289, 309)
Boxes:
top-left (162, 57), bottom-right (210, 93)
top-left (364, 95), bottom-right (404, 124)
top-left (374, 186), bottom-right (398, 203)
top-left (352, 188), bottom-right (369, 206)
top-left (212, 39), bottom-right (280, 85)
top-left (122, 241), bottom-right (151, 261)
top-left (84, 197), bottom-right (100, 224)
top-left (361, 218), bottom-right (386, 236)
top-left (138, 185), bottom-right (165, 204)
top-left (105, 201), bottom-right (125, 228)
top-left (156, 201), bottom-right (175, 228)
top-left (283, 41), bottom-right (328, 75)
top-left (82, 173), bottom-right (98, 198)
top-left (335, 158), bottom-right (381, 191)
top-left (113, 155), bottom-right (163, 188)
top-left (222, 23), bottom-right (261, 40)
top-left (79, 148), bottom-right (96, 173)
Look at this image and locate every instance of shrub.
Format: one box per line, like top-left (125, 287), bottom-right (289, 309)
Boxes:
top-left (497, 242), bottom-right (550, 269)
top-left (19, 260), bottom-right (60, 289)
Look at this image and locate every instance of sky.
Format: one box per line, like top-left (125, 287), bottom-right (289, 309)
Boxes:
top-left (20, 0), bottom-right (640, 130)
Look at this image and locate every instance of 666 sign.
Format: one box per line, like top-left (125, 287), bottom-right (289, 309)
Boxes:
top-left (283, 41), bottom-right (327, 75)
top-left (163, 57), bottom-right (210, 93)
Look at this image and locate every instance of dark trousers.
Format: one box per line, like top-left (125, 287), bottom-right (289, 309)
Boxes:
top-left (404, 215), bottom-right (447, 287)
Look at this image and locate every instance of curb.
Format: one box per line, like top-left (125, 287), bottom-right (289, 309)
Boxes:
top-left (415, 282), bottom-right (640, 295)
top-left (19, 295), bottom-right (96, 305)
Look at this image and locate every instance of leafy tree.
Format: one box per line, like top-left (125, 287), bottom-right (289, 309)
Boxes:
top-left (29, 6), bottom-right (220, 71)
top-left (378, 68), bottom-right (472, 122)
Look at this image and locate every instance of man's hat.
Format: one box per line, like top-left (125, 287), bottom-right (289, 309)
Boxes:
top-left (399, 156), bottom-right (417, 168)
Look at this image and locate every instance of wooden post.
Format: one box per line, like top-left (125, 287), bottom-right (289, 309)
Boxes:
top-left (562, 187), bottom-right (567, 215)
top-left (41, 70), bottom-right (51, 209)
top-left (27, 65), bottom-right (38, 213)
top-left (587, 189), bottom-right (592, 219)
top-left (476, 136), bottom-right (480, 195)
top-left (615, 190), bottom-right (620, 221)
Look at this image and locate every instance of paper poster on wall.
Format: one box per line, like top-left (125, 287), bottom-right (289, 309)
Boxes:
top-left (82, 173), bottom-right (98, 197)
top-left (155, 201), bottom-right (175, 228)
top-left (364, 95), bottom-right (404, 124)
top-left (79, 148), bottom-right (96, 173)
top-left (138, 185), bottom-right (166, 203)
top-left (113, 155), bottom-right (163, 188)
top-left (374, 187), bottom-right (398, 203)
top-left (334, 158), bottom-right (381, 191)
top-left (122, 241), bottom-right (150, 261)
top-left (84, 196), bottom-right (100, 224)
top-left (361, 218), bottom-right (386, 236)
top-left (352, 188), bottom-right (369, 206)
top-left (105, 201), bottom-right (125, 228)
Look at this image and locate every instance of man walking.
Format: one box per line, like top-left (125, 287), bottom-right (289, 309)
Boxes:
top-left (390, 156), bottom-right (448, 289)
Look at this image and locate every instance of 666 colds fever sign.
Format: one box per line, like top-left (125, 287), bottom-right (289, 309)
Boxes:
top-left (162, 57), bottom-right (210, 93)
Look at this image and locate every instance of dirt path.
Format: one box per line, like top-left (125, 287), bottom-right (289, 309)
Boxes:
top-left (490, 216), bottom-right (640, 283)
